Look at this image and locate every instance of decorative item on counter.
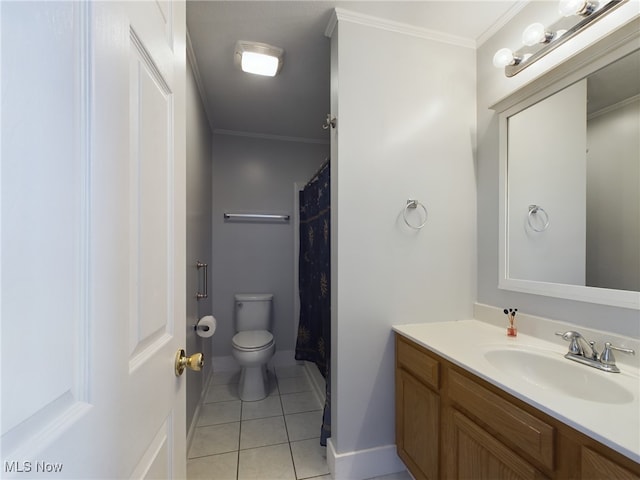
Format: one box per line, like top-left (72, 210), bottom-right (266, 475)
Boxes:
top-left (503, 308), bottom-right (518, 337)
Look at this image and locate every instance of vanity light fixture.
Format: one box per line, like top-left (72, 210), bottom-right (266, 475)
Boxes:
top-left (493, 0), bottom-right (625, 77)
top-left (234, 41), bottom-right (284, 77)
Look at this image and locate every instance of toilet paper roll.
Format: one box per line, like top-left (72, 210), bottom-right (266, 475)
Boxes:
top-left (196, 315), bottom-right (217, 338)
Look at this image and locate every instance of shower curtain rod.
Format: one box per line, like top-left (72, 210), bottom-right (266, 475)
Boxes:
top-left (304, 158), bottom-right (330, 188)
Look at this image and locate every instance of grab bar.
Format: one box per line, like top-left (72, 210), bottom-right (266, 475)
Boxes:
top-left (223, 213), bottom-right (290, 221)
top-left (196, 261), bottom-right (208, 300)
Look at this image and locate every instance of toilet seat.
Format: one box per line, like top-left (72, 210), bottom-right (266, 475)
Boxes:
top-left (232, 330), bottom-right (274, 352)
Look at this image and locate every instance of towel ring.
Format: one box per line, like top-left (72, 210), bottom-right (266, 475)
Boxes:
top-left (403, 199), bottom-right (428, 230)
top-left (527, 205), bottom-right (549, 232)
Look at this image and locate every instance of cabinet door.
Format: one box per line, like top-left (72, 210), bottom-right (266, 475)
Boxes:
top-left (396, 368), bottom-right (439, 480)
top-left (451, 410), bottom-right (548, 480)
top-left (581, 447), bottom-right (640, 480)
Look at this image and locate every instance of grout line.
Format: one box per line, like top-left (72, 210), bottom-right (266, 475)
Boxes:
top-left (277, 370), bottom-right (300, 480)
top-left (236, 397), bottom-right (243, 480)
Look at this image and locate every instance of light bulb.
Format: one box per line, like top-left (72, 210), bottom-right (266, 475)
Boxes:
top-left (559, 0), bottom-right (596, 17)
top-left (241, 52), bottom-right (280, 77)
top-left (493, 48), bottom-right (518, 68)
top-left (522, 23), bottom-right (554, 46)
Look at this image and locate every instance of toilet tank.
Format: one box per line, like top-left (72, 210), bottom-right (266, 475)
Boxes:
top-left (234, 294), bottom-right (273, 332)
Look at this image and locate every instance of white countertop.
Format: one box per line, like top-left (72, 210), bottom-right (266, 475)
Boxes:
top-left (393, 319), bottom-right (640, 463)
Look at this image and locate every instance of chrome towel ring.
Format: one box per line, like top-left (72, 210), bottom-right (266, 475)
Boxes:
top-left (403, 199), bottom-right (428, 230)
top-left (527, 205), bottom-right (550, 232)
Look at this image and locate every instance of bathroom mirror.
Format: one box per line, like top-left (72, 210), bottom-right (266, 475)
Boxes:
top-left (493, 20), bottom-right (640, 309)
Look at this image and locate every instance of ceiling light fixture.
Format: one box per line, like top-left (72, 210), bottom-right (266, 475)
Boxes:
top-left (493, 0), bottom-right (623, 77)
top-left (234, 41), bottom-right (284, 77)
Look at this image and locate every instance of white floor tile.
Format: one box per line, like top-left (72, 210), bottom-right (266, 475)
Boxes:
top-left (188, 422), bottom-right (240, 458)
top-left (187, 451), bottom-right (238, 479)
top-left (240, 416), bottom-right (288, 450)
top-left (238, 443), bottom-right (296, 480)
top-left (197, 400), bottom-right (241, 426)
top-left (212, 370), bottom-right (241, 386)
top-left (205, 383), bottom-right (239, 403)
top-left (275, 364), bottom-right (307, 379)
top-left (281, 391), bottom-right (321, 415)
top-left (241, 395), bottom-right (283, 420)
top-left (285, 410), bottom-right (323, 442)
top-left (189, 368), bottom-right (335, 480)
top-left (278, 375), bottom-right (312, 395)
top-left (290, 438), bottom-right (329, 479)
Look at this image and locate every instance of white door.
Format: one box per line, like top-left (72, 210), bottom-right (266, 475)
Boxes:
top-left (1, 1), bottom-right (189, 478)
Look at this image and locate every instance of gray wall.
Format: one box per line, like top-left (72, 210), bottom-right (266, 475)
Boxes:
top-left (186, 57), bottom-right (213, 430)
top-left (211, 133), bottom-right (328, 357)
top-left (586, 97), bottom-right (640, 291)
top-left (476, 2), bottom-right (640, 337)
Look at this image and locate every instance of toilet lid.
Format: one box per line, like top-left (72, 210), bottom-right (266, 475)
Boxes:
top-left (232, 330), bottom-right (274, 351)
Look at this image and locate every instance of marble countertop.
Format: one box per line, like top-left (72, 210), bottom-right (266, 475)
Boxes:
top-left (392, 319), bottom-right (640, 463)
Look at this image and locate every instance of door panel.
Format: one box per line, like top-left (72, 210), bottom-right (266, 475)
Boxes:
top-left (128, 26), bottom-right (174, 363)
top-left (1, 0), bottom-right (91, 459)
top-left (1, 1), bottom-right (186, 477)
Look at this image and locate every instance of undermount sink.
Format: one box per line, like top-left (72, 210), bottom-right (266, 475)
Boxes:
top-left (482, 346), bottom-right (636, 404)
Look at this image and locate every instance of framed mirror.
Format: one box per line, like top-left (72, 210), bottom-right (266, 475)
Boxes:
top-left (493, 19), bottom-right (640, 309)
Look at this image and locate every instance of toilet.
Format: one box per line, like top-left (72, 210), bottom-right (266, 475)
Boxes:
top-left (231, 293), bottom-right (276, 401)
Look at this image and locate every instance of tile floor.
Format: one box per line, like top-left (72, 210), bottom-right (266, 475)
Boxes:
top-left (187, 364), bottom-right (412, 480)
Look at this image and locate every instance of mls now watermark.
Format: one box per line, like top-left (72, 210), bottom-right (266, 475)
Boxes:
top-left (5, 461), bottom-right (64, 474)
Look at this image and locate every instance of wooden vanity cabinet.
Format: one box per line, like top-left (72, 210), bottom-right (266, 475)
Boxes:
top-left (395, 335), bottom-right (440, 480)
top-left (395, 333), bottom-right (640, 480)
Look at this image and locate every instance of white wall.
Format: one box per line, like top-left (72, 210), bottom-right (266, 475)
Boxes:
top-left (185, 55), bottom-right (213, 432)
top-left (476, 2), bottom-right (640, 336)
top-left (586, 97), bottom-right (640, 291)
top-left (328, 12), bottom-right (477, 478)
top-left (210, 134), bottom-right (328, 358)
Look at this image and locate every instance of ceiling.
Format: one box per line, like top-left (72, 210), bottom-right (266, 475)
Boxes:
top-left (186, 1), bottom-right (525, 143)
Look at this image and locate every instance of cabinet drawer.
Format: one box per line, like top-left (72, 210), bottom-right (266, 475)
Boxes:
top-left (449, 369), bottom-right (555, 471)
top-left (396, 336), bottom-right (439, 390)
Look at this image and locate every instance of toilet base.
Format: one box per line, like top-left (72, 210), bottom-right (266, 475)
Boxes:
top-left (238, 364), bottom-right (269, 401)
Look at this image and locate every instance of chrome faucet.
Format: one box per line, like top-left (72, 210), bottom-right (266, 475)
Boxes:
top-left (555, 331), bottom-right (635, 373)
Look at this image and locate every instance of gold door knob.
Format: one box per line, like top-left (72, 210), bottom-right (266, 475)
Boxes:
top-left (175, 349), bottom-right (204, 376)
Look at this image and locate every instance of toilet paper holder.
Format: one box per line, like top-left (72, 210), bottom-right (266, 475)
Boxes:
top-left (193, 315), bottom-right (217, 338)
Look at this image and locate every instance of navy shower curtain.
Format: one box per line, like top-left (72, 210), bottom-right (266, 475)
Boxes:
top-left (295, 161), bottom-right (331, 445)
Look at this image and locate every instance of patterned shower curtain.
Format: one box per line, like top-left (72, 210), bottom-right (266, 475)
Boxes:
top-left (295, 161), bottom-right (331, 445)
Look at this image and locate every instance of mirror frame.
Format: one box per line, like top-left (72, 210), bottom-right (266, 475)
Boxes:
top-left (492, 18), bottom-right (640, 310)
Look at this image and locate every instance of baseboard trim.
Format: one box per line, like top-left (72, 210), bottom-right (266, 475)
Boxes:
top-left (302, 361), bottom-right (325, 409)
top-left (327, 438), bottom-right (406, 480)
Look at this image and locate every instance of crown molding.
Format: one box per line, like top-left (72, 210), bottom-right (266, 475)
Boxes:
top-left (476, 0), bottom-right (530, 48)
top-left (186, 28), bottom-right (214, 132)
top-left (326, 7), bottom-right (475, 49)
